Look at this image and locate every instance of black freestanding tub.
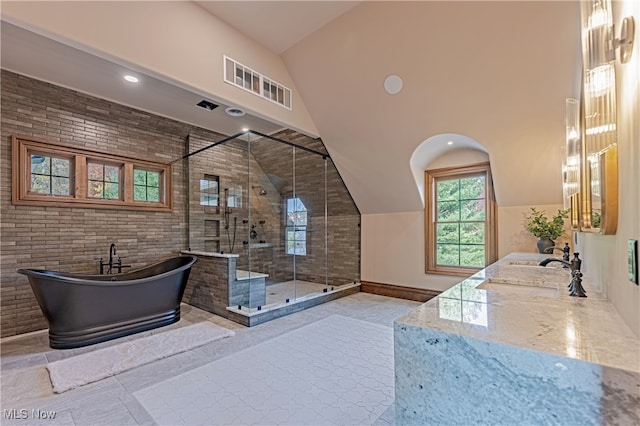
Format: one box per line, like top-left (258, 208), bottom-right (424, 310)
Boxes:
top-left (17, 255), bottom-right (197, 349)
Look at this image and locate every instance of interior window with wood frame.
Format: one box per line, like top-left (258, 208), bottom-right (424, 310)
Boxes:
top-left (425, 163), bottom-right (497, 276)
top-left (12, 136), bottom-right (172, 212)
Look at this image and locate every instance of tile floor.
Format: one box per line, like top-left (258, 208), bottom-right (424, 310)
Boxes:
top-left (1, 292), bottom-right (421, 426)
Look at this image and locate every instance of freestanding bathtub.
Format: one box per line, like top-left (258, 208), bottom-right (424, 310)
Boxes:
top-left (17, 255), bottom-right (197, 349)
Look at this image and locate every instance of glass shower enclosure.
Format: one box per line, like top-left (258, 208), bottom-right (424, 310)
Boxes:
top-left (185, 130), bottom-right (360, 314)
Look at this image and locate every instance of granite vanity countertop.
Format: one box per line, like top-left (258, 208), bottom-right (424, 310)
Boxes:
top-left (395, 252), bottom-right (640, 373)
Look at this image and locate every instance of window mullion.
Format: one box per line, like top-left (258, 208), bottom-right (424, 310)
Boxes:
top-left (124, 163), bottom-right (134, 203)
top-left (75, 156), bottom-right (86, 198)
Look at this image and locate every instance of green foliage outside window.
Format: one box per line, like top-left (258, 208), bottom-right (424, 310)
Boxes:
top-left (286, 197), bottom-right (307, 255)
top-left (30, 155), bottom-right (70, 195)
top-left (88, 163), bottom-right (120, 199)
top-left (134, 169), bottom-right (160, 202)
top-left (435, 176), bottom-right (486, 268)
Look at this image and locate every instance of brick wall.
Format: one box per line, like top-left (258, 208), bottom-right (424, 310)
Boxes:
top-left (0, 70), bottom-right (225, 337)
top-left (0, 70), bottom-right (361, 338)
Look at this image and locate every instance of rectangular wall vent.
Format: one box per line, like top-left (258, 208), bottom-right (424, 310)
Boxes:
top-left (224, 55), bottom-right (292, 110)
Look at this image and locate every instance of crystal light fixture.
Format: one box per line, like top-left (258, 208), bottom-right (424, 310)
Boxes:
top-left (563, 98), bottom-right (580, 207)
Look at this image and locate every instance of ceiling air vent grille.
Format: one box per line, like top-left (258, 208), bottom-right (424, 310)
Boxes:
top-left (224, 55), bottom-right (292, 110)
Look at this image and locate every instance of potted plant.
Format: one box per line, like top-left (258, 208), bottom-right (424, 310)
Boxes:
top-left (524, 207), bottom-right (569, 253)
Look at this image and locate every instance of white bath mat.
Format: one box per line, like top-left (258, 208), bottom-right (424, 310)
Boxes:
top-left (134, 315), bottom-right (395, 425)
top-left (47, 322), bottom-right (234, 393)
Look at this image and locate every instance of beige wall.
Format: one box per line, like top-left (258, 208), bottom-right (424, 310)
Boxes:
top-left (1, 0), bottom-right (319, 137)
top-left (498, 204), bottom-right (571, 258)
top-left (361, 211), bottom-right (460, 292)
top-left (360, 204), bottom-right (571, 292)
top-left (282, 1), bottom-right (582, 214)
top-left (361, 1), bottom-right (638, 337)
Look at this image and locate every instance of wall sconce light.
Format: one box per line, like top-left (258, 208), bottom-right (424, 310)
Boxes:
top-left (563, 98), bottom-right (580, 206)
top-left (616, 16), bottom-right (635, 64)
top-left (563, 98), bottom-right (582, 229)
top-left (583, 1), bottom-right (635, 104)
top-left (584, 1), bottom-right (635, 66)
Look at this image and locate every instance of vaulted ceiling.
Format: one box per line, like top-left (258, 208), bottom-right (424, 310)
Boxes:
top-left (0, 1), bottom-right (582, 214)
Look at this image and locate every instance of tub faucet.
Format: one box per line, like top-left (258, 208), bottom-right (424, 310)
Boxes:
top-left (100, 243), bottom-right (122, 274)
top-left (539, 253), bottom-right (586, 297)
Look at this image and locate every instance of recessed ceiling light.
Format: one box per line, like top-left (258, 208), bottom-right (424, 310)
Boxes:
top-left (242, 127), bottom-right (249, 132)
top-left (124, 75), bottom-right (139, 83)
top-left (447, 141), bottom-right (454, 145)
top-left (225, 107), bottom-right (246, 117)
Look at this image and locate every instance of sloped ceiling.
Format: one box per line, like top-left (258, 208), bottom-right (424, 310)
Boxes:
top-left (195, 1), bottom-right (360, 54)
top-left (281, 1), bottom-right (582, 213)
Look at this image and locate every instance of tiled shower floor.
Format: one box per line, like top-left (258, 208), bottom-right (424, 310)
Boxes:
top-left (265, 280), bottom-right (350, 305)
top-left (1, 293), bottom-right (421, 425)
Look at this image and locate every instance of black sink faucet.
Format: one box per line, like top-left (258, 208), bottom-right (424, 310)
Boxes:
top-left (544, 242), bottom-right (571, 263)
top-left (539, 253), bottom-right (586, 297)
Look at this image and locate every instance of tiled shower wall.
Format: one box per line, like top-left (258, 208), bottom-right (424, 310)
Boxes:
top-left (186, 131), bottom-right (361, 287)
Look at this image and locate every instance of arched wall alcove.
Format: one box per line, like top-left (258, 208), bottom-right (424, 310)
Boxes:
top-left (409, 133), bottom-right (490, 206)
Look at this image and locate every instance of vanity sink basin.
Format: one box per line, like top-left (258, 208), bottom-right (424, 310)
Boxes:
top-left (477, 279), bottom-right (559, 297)
top-left (507, 260), bottom-right (563, 268)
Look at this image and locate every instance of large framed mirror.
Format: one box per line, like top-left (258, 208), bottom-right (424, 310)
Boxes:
top-left (579, 0), bottom-right (621, 235)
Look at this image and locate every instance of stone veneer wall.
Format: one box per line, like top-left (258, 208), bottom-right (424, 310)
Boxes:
top-left (0, 70), bottom-right (228, 337)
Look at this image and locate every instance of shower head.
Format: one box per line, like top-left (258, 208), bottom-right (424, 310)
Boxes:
top-left (252, 186), bottom-right (267, 196)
